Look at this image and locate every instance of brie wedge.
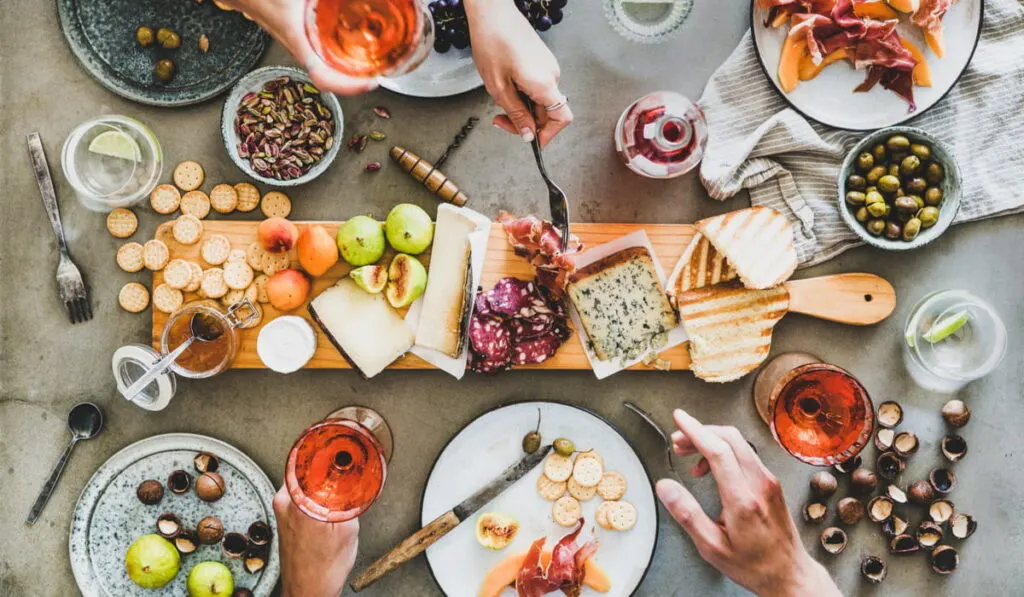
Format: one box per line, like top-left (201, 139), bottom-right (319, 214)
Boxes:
top-left (414, 205), bottom-right (478, 357)
top-left (308, 278), bottom-right (414, 378)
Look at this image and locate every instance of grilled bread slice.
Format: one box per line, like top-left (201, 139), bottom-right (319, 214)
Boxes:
top-left (567, 246), bottom-right (678, 361)
top-left (669, 233), bottom-right (738, 299)
top-left (677, 282), bottom-right (789, 383)
top-left (694, 207), bottom-right (797, 290)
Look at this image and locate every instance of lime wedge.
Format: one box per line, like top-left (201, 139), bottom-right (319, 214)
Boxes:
top-left (922, 310), bottom-right (970, 344)
top-left (88, 130), bottom-right (140, 162)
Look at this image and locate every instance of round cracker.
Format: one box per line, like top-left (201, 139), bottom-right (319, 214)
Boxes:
top-left (259, 250), bottom-right (289, 276)
top-left (576, 449), bottom-right (604, 466)
top-left (173, 160), bottom-right (205, 191)
top-left (567, 475), bottom-right (597, 502)
top-left (221, 288), bottom-right (246, 307)
top-left (184, 261), bottom-right (204, 292)
top-left (172, 214), bottom-right (204, 245)
top-left (180, 190), bottom-right (211, 219)
top-left (201, 234), bottom-right (231, 265)
top-left (597, 472), bottom-right (628, 501)
top-left (152, 283), bottom-right (184, 314)
top-left (106, 208), bottom-right (138, 238)
top-left (543, 453), bottom-right (573, 483)
top-left (537, 474), bottom-right (567, 501)
top-left (253, 274), bottom-right (270, 303)
top-left (245, 241), bottom-right (265, 271)
top-left (116, 242), bottom-right (145, 273)
top-left (595, 501), bottom-right (615, 530)
top-left (210, 183), bottom-right (238, 213)
top-left (201, 267), bottom-right (228, 299)
top-left (242, 283), bottom-right (259, 305)
top-left (234, 182), bottom-right (260, 212)
top-left (228, 249), bottom-right (247, 264)
top-left (143, 239), bottom-right (170, 271)
top-left (150, 184), bottom-right (181, 214)
top-left (552, 495), bottom-right (581, 528)
top-left (223, 259), bottom-right (254, 290)
top-left (606, 500), bottom-right (637, 532)
top-left (572, 455), bottom-right (604, 488)
top-left (118, 282), bottom-right (150, 313)
top-left (260, 191), bottom-right (291, 218)
top-left (162, 259), bottom-right (193, 290)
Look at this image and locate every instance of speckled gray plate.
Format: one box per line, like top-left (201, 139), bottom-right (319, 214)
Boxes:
top-left (57, 0), bottom-right (269, 107)
top-left (70, 434), bottom-right (279, 597)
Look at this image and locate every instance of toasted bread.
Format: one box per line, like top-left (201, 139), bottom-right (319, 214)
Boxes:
top-left (669, 233), bottom-right (738, 299)
top-left (694, 207), bottom-right (797, 290)
top-left (677, 282), bottom-right (789, 383)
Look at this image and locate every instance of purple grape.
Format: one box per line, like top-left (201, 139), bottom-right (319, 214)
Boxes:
top-left (434, 37), bottom-right (451, 53)
top-left (548, 8), bottom-right (563, 23)
top-left (515, 0), bottom-right (530, 13)
top-left (550, 0), bottom-right (567, 8)
top-left (534, 15), bottom-right (552, 30)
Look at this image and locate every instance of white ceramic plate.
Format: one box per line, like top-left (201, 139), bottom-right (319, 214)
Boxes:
top-left (751, 0), bottom-right (983, 130)
top-left (422, 401), bottom-right (658, 597)
top-left (379, 47), bottom-right (483, 98)
top-left (70, 433), bottom-right (280, 597)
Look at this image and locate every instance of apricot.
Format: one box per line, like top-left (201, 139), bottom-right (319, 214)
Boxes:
top-left (296, 224), bottom-right (339, 277)
top-left (266, 269), bottom-right (310, 311)
top-left (258, 217), bottom-right (299, 254)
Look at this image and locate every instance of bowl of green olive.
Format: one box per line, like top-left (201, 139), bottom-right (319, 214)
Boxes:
top-left (838, 127), bottom-right (961, 250)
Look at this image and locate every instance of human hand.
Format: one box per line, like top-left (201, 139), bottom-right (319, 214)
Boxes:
top-left (215, 0), bottom-right (377, 95)
top-left (465, 0), bottom-right (573, 147)
top-left (273, 485), bottom-right (360, 597)
top-left (656, 410), bottom-right (841, 597)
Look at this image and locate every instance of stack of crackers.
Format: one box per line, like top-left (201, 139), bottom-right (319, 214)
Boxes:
top-left (110, 160), bottom-right (294, 317)
top-left (537, 449), bottom-right (637, 532)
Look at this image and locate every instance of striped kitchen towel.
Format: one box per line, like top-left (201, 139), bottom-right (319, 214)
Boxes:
top-left (698, 0), bottom-right (1024, 267)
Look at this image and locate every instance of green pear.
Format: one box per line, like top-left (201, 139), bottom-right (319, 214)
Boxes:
top-left (386, 254), bottom-right (427, 308)
top-left (125, 534), bottom-right (180, 589)
top-left (187, 561), bottom-right (234, 597)
top-left (337, 215), bottom-right (386, 266)
top-left (385, 203), bottom-right (434, 255)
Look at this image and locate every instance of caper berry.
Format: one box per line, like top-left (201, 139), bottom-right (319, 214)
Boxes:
top-left (877, 175), bottom-right (901, 194)
top-left (855, 153), bottom-right (875, 173)
top-left (884, 222), bottom-right (903, 240)
top-left (847, 174), bottom-right (867, 191)
top-left (522, 431), bottom-right (541, 454)
top-left (871, 144), bottom-right (887, 163)
top-left (903, 217), bottom-right (922, 241)
top-left (846, 191), bottom-right (867, 206)
top-left (925, 162), bottom-right (945, 185)
top-left (905, 177), bottom-right (927, 195)
top-left (886, 135), bottom-right (911, 152)
top-left (866, 200), bottom-right (890, 218)
top-left (855, 206), bottom-right (870, 223)
top-left (910, 144), bottom-right (932, 160)
top-left (918, 206), bottom-right (940, 228)
top-left (924, 187), bottom-right (944, 206)
top-left (866, 219), bottom-right (886, 236)
top-left (136, 26), bottom-right (155, 47)
top-left (894, 196), bottom-right (919, 214)
top-left (160, 30), bottom-right (182, 50)
top-left (154, 59), bottom-right (176, 83)
top-left (900, 155), bottom-right (921, 176)
top-left (866, 166), bottom-right (887, 185)
top-left (553, 438), bottom-right (575, 457)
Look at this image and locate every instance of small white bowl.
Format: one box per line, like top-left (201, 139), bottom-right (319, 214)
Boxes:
top-left (221, 66), bottom-right (343, 187)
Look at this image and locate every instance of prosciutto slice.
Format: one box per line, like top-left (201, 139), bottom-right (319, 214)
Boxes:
top-left (913, 0), bottom-right (955, 35)
top-left (497, 211), bottom-right (581, 298)
top-left (515, 519), bottom-right (600, 597)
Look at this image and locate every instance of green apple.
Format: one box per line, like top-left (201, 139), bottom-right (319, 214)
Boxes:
top-left (386, 254), bottom-right (427, 308)
top-left (125, 534), bottom-right (180, 589)
top-left (385, 203), bottom-right (434, 255)
top-left (349, 264), bottom-right (388, 294)
top-left (337, 215), bottom-right (386, 266)
top-left (187, 561), bottom-right (234, 597)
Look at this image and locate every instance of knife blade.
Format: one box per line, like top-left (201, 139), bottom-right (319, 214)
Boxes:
top-left (350, 444), bottom-right (552, 592)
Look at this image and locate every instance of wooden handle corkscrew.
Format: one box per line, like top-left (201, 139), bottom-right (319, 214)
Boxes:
top-left (389, 145), bottom-right (468, 206)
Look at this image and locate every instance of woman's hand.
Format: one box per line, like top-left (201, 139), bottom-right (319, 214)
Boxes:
top-left (656, 410), bottom-right (842, 597)
top-left (465, 0), bottom-right (573, 147)
top-left (274, 485), bottom-right (360, 597)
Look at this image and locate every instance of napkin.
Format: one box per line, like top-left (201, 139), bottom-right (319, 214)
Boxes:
top-left (698, 0), bottom-right (1024, 266)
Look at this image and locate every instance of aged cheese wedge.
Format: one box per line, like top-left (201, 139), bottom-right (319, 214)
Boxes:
top-left (308, 278), bottom-right (415, 378)
top-left (414, 204), bottom-right (478, 357)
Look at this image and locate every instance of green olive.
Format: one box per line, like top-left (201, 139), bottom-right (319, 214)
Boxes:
top-left (866, 200), bottom-right (890, 218)
top-left (522, 431), bottom-right (541, 454)
top-left (871, 144), bottom-right (887, 164)
top-left (866, 166), bottom-right (887, 185)
top-left (918, 206), bottom-right (940, 228)
top-left (160, 30), bottom-right (182, 50)
top-left (877, 175), bottom-right (901, 194)
top-left (902, 217), bottom-right (922, 241)
top-left (156, 27), bottom-right (173, 44)
top-left (153, 59), bottom-right (176, 83)
top-left (904, 177), bottom-right (927, 195)
top-left (136, 26), bottom-right (155, 47)
top-left (886, 135), bottom-right (911, 152)
top-left (855, 153), bottom-right (875, 173)
top-left (884, 221), bottom-right (903, 240)
top-left (888, 164), bottom-right (902, 178)
top-left (895, 187), bottom-right (906, 198)
top-left (924, 187), bottom-right (944, 206)
top-left (894, 196), bottom-right (919, 214)
top-left (865, 186), bottom-right (878, 195)
top-left (845, 191), bottom-right (867, 206)
top-left (866, 219), bottom-right (886, 236)
top-left (553, 438), bottom-right (575, 456)
top-left (865, 190), bottom-right (885, 206)
top-left (908, 194), bottom-right (925, 210)
top-left (910, 144), bottom-right (932, 160)
top-left (847, 174), bottom-right (867, 191)
top-left (900, 155), bottom-right (922, 176)
top-left (855, 206), bottom-right (870, 223)
top-left (925, 162), bottom-right (945, 185)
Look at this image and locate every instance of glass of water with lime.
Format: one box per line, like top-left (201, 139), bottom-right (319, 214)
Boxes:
top-left (903, 289), bottom-right (1007, 393)
top-left (60, 115), bottom-right (162, 212)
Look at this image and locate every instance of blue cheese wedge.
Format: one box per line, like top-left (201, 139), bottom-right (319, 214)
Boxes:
top-left (308, 278), bottom-right (414, 378)
top-left (567, 246), bottom-right (678, 361)
top-left (414, 205), bottom-right (477, 357)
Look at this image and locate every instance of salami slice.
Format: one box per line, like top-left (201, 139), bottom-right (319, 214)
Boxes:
top-left (473, 291), bottom-right (493, 317)
top-left (514, 313), bottom-right (556, 340)
top-left (511, 331), bottom-right (563, 366)
top-left (469, 316), bottom-right (511, 362)
top-left (487, 277), bottom-right (535, 316)
top-left (469, 351), bottom-right (511, 375)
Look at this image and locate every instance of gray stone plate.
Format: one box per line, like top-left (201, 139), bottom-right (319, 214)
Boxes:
top-left (70, 433), bottom-right (280, 597)
top-left (57, 0), bottom-right (270, 107)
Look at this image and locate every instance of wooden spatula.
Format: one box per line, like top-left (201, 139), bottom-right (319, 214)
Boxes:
top-left (781, 273), bottom-right (895, 325)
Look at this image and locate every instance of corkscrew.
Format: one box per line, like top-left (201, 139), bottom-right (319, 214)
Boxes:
top-left (389, 117), bottom-right (478, 206)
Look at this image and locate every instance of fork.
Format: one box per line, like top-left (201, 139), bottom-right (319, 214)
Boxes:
top-left (27, 132), bottom-right (92, 324)
top-left (518, 92), bottom-right (571, 251)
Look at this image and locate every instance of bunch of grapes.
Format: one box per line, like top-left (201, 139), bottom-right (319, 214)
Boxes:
top-left (429, 0), bottom-right (567, 54)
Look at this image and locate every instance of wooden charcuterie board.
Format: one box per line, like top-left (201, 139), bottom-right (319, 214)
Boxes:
top-left (152, 221), bottom-right (697, 371)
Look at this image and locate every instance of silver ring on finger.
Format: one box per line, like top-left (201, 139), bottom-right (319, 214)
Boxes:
top-left (544, 96), bottom-right (569, 112)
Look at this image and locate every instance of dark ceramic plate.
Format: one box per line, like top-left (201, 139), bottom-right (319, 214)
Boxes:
top-left (58, 0), bottom-right (270, 107)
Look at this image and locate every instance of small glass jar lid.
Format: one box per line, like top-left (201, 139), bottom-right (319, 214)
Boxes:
top-left (112, 344), bottom-right (176, 411)
top-left (604, 0), bottom-right (693, 44)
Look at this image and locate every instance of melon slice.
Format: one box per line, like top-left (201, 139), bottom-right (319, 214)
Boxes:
top-left (924, 25), bottom-right (945, 58)
top-left (778, 34), bottom-right (808, 93)
top-left (770, 8), bottom-right (791, 28)
top-left (798, 49), bottom-right (850, 81)
top-left (886, 0), bottom-right (920, 13)
top-left (853, 0), bottom-right (899, 20)
top-left (900, 38), bottom-right (933, 86)
top-left (478, 550), bottom-right (611, 597)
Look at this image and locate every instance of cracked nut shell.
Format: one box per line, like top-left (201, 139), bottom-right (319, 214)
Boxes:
top-left (803, 502), bottom-right (828, 523)
top-left (247, 521), bottom-right (273, 546)
top-left (174, 529), bottom-right (198, 555)
top-left (833, 455), bottom-right (862, 474)
top-left (838, 497), bottom-right (865, 525)
top-left (136, 479), bottom-right (164, 505)
top-left (222, 532), bottom-right (248, 559)
top-left (877, 452), bottom-right (905, 480)
top-left (867, 496), bottom-right (894, 523)
top-left (929, 499), bottom-right (955, 524)
top-left (941, 400), bottom-right (970, 427)
top-left (820, 527), bottom-right (848, 554)
top-left (949, 512), bottom-right (977, 540)
top-left (874, 428), bottom-right (895, 452)
top-left (851, 468), bottom-right (878, 495)
top-left (892, 431), bottom-right (920, 458)
top-left (941, 435), bottom-right (968, 463)
top-left (861, 555), bottom-right (887, 584)
top-left (888, 533), bottom-right (920, 554)
top-left (877, 401), bottom-right (904, 428)
top-left (916, 521), bottom-right (944, 548)
top-left (244, 547), bottom-right (268, 574)
top-left (809, 471), bottom-right (838, 498)
top-left (881, 514), bottom-right (908, 539)
top-left (929, 468), bottom-right (957, 495)
top-left (195, 472), bottom-right (226, 502)
top-left (167, 470), bottom-right (192, 494)
top-left (156, 512), bottom-right (182, 538)
top-left (931, 545), bottom-right (959, 574)
top-left (909, 480), bottom-right (935, 505)
top-left (197, 516), bottom-right (225, 544)
top-left (886, 484), bottom-right (908, 504)
top-left (193, 452), bottom-right (220, 474)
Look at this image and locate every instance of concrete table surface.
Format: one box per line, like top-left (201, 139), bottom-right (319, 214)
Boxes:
top-left (1, 1), bottom-right (1021, 596)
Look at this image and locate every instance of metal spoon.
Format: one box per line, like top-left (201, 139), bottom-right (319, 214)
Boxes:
top-left (26, 402), bottom-right (104, 525)
top-left (624, 402), bottom-right (682, 484)
top-left (124, 313), bottom-right (224, 402)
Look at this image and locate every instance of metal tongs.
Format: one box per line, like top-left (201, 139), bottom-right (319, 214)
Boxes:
top-left (519, 92), bottom-right (570, 251)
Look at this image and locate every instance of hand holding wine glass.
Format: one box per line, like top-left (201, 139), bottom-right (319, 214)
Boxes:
top-left (656, 410), bottom-right (842, 597)
top-left (274, 485), bottom-right (360, 597)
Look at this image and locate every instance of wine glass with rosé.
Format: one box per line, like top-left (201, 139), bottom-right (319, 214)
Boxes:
top-left (285, 406), bottom-right (393, 522)
top-left (305, 0), bottom-right (434, 80)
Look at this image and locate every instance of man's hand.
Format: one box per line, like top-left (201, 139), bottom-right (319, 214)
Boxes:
top-left (274, 485), bottom-right (360, 597)
top-left (656, 410), bottom-right (842, 597)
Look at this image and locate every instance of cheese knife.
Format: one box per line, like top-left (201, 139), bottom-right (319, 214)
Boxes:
top-left (350, 444), bottom-right (553, 592)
